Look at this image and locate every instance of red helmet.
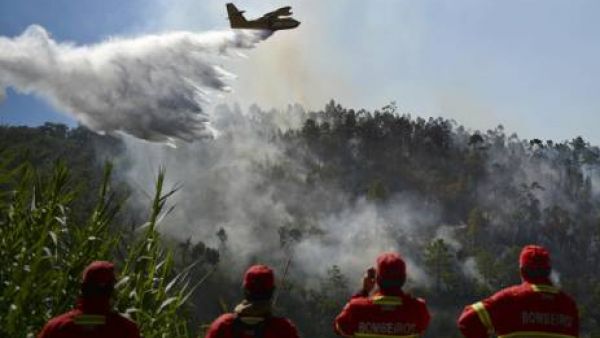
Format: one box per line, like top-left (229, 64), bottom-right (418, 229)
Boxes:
top-left (519, 245), bottom-right (552, 283)
top-left (243, 265), bottom-right (275, 295)
top-left (519, 245), bottom-right (551, 269)
top-left (376, 252), bottom-right (406, 289)
top-left (82, 261), bottom-right (116, 286)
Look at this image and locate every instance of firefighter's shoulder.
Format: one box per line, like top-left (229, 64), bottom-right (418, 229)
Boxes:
top-left (205, 313), bottom-right (237, 337)
top-left (107, 312), bottom-right (140, 333)
top-left (348, 296), bottom-right (372, 308)
top-left (211, 313), bottom-right (237, 327)
top-left (414, 296), bottom-right (428, 310)
top-left (403, 293), bottom-right (429, 315)
top-left (268, 316), bottom-right (298, 334)
top-left (406, 292), bottom-right (426, 304)
top-left (39, 309), bottom-right (80, 334)
top-left (209, 314), bottom-right (296, 329)
top-left (489, 284), bottom-right (527, 302)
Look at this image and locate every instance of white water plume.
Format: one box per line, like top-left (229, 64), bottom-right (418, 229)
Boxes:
top-left (0, 25), bottom-right (272, 144)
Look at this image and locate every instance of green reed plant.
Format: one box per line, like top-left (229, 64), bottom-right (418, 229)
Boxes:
top-left (0, 161), bottom-right (196, 338)
top-left (114, 168), bottom-right (197, 338)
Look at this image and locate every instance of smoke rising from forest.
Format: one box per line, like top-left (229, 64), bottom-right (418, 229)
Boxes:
top-left (117, 101), bottom-right (600, 301)
top-left (0, 25), bottom-right (271, 143)
top-left (119, 104), bottom-right (390, 284)
top-left (117, 104), bottom-right (436, 287)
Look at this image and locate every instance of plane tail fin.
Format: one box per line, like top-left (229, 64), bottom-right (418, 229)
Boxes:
top-left (226, 3), bottom-right (247, 27)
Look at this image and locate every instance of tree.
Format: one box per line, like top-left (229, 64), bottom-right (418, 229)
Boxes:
top-left (424, 239), bottom-right (456, 293)
top-left (366, 179), bottom-right (389, 201)
top-left (466, 207), bottom-right (486, 249)
top-left (304, 265), bottom-right (350, 338)
top-left (474, 246), bottom-right (521, 290)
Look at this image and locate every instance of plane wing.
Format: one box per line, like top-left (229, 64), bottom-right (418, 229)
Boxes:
top-left (260, 12), bottom-right (279, 19)
top-left (260, 7), bottom-right (293, 19)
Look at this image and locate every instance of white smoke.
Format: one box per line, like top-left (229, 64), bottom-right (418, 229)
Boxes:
top-left (0, 25), bottom-right (272, 144)
top-left (116, 104), bottom-right (441, 288)
top-left (293, 195), bottom-right (438, 287)
top-left (462, 257), bottom-right (485, 284)
top-left (583, 164), bottom-right (600, 198)
top-left (433, 225), bottom-right (463, 251)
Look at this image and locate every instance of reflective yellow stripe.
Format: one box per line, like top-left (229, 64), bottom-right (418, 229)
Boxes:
top-left (355, 333), bottom-right (419, 338)
top-left (239, 316), bottom-right (265, 325)
top-left (531, 284), bottom-right (560, 294)
top-left (73, 320), bottom-right (105, 325)
top-left (372, 296), bottom-right (403, 306)
top-left (471, 302), bottom-right (494, 334)
top-left (498, 331), bottom-right (575, 338)
top-left (73, 314), bottom-right (105, 326)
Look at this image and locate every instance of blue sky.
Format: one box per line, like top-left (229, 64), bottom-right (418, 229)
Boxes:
top-left (0, 0), bottom-right (149, 126)
top-left (1, 0), bottom-right (600, 144)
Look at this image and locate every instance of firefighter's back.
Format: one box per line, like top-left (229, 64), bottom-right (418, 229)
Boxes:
top-left (334, 253), bottom-right (431, 337)
top-left (487, 283), bottom-right (578, 337)
top-left (206, 313), bottom-right (298, 338)
top-left (38, 308), bottom-right (139, 338)
top-left (340, 292), bottom-right (429, 337)
top-left (457, 245), bottom-right (579, 338)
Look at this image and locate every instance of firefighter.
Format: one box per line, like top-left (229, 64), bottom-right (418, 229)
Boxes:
top-left (334, 252), bottom-right (430, 338)
top-left (38, 261), bottom-right (140, 338)
top-left (205, 264), bottom-right (299, 338)
top-left (457, 245), bottom-right (579, 338)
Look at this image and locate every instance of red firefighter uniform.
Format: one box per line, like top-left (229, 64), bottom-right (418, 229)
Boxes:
top-left (205, 265), bottom-right (299, 338)
top-left (205, 314), bottom-right (298, 338)
top-left (38, 261), bottom-right (140, 338)
top-left (458, 245), bottom-right (579, 338)
top-left (335, 252), bottom-right (431, 338)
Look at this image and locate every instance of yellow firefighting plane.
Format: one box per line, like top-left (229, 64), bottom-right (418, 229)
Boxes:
top-left (226, 3), bottom-right (300, 31)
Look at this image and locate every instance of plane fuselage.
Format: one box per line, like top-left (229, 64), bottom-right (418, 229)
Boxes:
top-left (227, 3), bottom-right (300, 31)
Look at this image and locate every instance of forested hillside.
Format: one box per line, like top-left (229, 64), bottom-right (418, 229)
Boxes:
top-left (0, 123), bottom-right (124, 219)
top-left (276, 102), bottom-right (600, 337)
top-left (1, 102), bottom-right (599, 337)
